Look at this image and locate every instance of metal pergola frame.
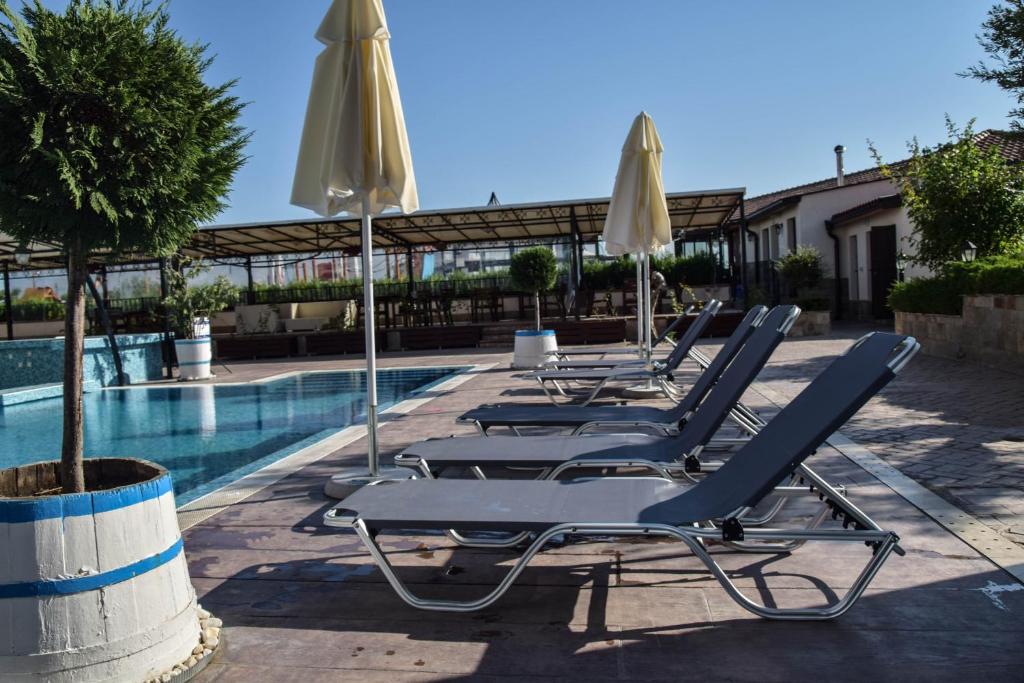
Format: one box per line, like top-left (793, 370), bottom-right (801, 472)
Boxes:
top-left (0, 187), bottom-right (745, 342)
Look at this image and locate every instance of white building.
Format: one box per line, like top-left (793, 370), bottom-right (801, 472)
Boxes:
top-left (728, 130), bottom-right (1021, 319)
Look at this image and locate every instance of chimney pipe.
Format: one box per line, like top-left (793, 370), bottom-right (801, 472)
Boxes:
top-left (834, 145), bottom-right (846, 187)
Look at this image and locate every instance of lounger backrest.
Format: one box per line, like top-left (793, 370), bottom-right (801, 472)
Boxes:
top-left (651, 306), bottom-right (693, 348)
top-left (667, 333), bottom-right (917, 521)
top-left (663, 305), bottom-right (767, 422)
top-left (658, 300), bottom-right (722, 373)
top-left (673, 305), bottom-right (797, 438)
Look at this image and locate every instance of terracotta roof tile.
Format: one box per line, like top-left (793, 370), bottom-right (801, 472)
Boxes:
top-left (728, 130), bottom-right (1024, 224)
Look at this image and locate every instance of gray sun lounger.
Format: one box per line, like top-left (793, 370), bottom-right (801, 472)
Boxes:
top-left (456, 305), bottom-right (778, 435)
top-left (527, 300), bottom-right (723, 405)
top-left (399, 306), bottom-right (796, 485)
top-left (325, 332), bottom-right (920, 619)
top-left (549, 306), bottom-right (694, 362)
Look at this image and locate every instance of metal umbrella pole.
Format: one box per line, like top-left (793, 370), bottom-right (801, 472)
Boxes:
top-left (643, 251), bottom-right (653, 364)
top-left (635, 256), bottom-right (644, 357)
top-left (360, 195), bottom-right (380, 476)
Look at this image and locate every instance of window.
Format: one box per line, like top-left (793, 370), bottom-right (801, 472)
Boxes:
top-left (770, 224), bottom-right (781, 261)
top-left (761, 228), bottom-right (770, 261)
top-left (787, 217), bottom-right (797, 253)
top-left (849, 235), bottom-right (860, 300)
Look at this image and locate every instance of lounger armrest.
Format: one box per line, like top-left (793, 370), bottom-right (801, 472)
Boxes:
top-left (324, 506), bottom-right (359, 528)
top-left (573, 420), bottom-right (677, 436)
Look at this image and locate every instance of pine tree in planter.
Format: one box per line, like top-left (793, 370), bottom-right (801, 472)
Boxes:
top-left (509, 246), bottom-right (558, 367)
top-left (0, 2), bottom-right (246, 679)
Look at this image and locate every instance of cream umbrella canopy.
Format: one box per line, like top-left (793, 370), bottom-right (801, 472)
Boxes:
top-left (291, 0), bottom-right (418, 483)
top-left (602, 112), bottom-right (671, 367)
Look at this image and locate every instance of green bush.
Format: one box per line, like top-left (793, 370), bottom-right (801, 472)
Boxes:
top-left (671, 253), bottom-right (717, 287)
top-left (888, 252), bottom-right (1024, 314)
top-left (775, 246), bottom-right (825, 291)
top-left (887, 277), bottom-right (965, 315)
top-left (581, 257), bottom-right (634, 290)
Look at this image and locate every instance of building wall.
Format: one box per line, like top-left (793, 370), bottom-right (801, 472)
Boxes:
top-left (794, 179), bottom-right (897, 277)
top-left (743, 207), bottom-right (800, 262)
top-left (833, 206), bottom-right (931, 304)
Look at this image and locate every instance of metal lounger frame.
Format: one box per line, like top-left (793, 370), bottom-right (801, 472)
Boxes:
top-left (325, 335), bottom-right (919, 619)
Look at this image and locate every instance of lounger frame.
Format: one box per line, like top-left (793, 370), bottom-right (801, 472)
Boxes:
top-left (326, 335), bottom-right (919, 620)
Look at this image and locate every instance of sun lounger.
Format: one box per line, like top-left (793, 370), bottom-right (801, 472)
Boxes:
top-left (325, 332), bottom-right (920, 619)
top-left (527, 300), bottom-right (723, 405)
top-left (456, 305), bottom-right (777, 435)
top-left (397, 306), bottom-right (795, 483)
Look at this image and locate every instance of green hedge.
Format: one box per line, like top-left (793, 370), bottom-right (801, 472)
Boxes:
top-left (888, 253), bottom-right (1024, 315)
top-left (581, 253), bottom-right (719, 291)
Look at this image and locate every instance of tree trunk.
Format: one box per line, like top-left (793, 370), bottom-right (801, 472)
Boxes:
top-left (85, 273), bottom-right (126, 386)
top-left (534, 292), bottom-right (541, 331)
top-left (62, 242), bottom-right (88, 493)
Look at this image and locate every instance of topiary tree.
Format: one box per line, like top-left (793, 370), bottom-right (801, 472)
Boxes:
top-left (870, 117), bottom-right (1024, 269)
top-left (0, 0), bottom-right (248, 492)
top-left (510, 246), bottom-right (557, 330)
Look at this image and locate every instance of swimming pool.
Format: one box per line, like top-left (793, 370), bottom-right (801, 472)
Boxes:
top-left (0, 366), bottom-right (466, 505)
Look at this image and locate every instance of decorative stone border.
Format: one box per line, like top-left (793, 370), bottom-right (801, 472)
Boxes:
top-left (143, 606), bottom-right (222, 683)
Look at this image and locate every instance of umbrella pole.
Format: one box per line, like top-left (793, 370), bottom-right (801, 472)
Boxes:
top-left (623, 251), bottom-right (664, 399)
top-left (361, 195), bottom-right (380, 476)
top-left (644, 252), bottom-right (653, 364)
top-left (635, 257), bottom-right (644, 357)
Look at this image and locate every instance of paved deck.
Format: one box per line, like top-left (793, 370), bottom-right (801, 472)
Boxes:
top-left (187, 329), bottom-right (1024, 682)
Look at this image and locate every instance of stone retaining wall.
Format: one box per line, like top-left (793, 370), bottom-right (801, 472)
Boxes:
top-left (788, 310), bottom-right (831, 337)
top-left (895, 294), bottom-right (1023, 371)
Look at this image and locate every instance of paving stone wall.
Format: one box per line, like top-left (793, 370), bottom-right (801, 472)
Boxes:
top-left (896, 294), bottom-right (1024, 371)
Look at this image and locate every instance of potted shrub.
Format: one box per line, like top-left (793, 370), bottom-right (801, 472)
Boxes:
top-left (0, 2), bottom-right (247, 680)
top-left (776, 246), bottom-right (831, 335)
top-left (165, 259), bottom-right (239, 380)
top-left (509, 246), bottom-right (558, 368)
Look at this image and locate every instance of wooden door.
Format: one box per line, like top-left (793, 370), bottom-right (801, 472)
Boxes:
top-left (869, 225), bottom-right (897, 319)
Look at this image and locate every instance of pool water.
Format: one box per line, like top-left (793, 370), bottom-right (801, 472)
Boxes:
top-left (0, 367), bottom-right (465, 505)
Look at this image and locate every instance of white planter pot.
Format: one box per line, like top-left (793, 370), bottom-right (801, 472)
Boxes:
top-left (512, 329), bottom-right (558, 369)
top-left (176, 316), bottom-right (212, 380)
top-left (0, 459), bottom-right (202, 682)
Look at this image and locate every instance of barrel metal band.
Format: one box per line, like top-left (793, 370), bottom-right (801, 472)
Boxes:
top-left (0, 475), bottom-right (172, 523)
top-left (0, 537), bottom-right (184, 599)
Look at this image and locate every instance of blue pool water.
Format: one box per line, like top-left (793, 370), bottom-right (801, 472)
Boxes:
top-left (0, 367), bottom-right (465, 505)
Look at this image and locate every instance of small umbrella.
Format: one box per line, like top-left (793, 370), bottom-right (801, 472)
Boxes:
top-left (291, 0), bottom-right (417, 485)
top-left (602, 112), bottom-right (671, 370)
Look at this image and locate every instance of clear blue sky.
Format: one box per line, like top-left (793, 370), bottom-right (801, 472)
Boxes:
top-left (46, 0), bottom-right (1018, 224)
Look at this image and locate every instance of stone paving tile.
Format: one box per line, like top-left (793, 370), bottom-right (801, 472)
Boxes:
top-left (183, 341), bottom-right (1022, 681)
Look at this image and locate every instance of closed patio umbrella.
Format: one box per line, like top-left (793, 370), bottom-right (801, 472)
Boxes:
top-left (602, 112), bottom-right (671, 379)
top-left (291, 0), bottom-right (418, 488)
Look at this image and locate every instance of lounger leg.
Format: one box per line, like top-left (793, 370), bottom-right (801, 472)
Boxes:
top-left (677, 525), bottom-right (900, 620)
top-left (352, 520), bottom-right (898, 618)
top-left (578, 379), bottom-right (609, 407)
top-left (352, 521), bottom-right (569, 612)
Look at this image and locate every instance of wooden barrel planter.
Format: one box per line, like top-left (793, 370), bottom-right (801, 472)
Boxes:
top-left (0, 459), bottom-right (201, 682)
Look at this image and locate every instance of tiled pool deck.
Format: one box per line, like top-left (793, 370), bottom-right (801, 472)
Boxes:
top-left (181, 325), bottom-right (1024, 682)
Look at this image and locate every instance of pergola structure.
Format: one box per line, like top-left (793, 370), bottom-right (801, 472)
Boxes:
top-left (0, 187), bottom-right (745, 340)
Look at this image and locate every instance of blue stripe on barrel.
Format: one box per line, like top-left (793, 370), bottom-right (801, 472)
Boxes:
top-left (0, 473), bottom-right (173, 523)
